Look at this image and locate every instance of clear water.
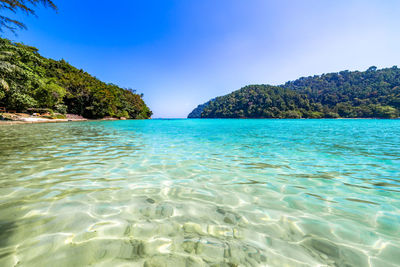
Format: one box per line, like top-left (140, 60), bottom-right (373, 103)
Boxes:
top-left (0, 119), bottom-right (399, 267)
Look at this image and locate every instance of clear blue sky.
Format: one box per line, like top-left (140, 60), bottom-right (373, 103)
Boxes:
top-left (3, 0), bottom-right (400, 118)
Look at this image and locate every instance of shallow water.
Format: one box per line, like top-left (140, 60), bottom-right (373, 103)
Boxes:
top-left (0, 119), bottom-right (399, 267)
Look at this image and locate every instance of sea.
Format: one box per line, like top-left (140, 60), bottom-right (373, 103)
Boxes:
top-left (0, 119), bottom-right (399, 266)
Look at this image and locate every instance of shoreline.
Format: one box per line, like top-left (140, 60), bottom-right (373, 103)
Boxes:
top-left (2, 117), bottom-right (398, 125)
top-left (0, 117), bottom-right (143, 126)
top-left (187, 117), bottom-right (400, 120)
top-left (0, 112), bottom-right (133, 126)
top-left (0, 118), bottom-right (88, 125)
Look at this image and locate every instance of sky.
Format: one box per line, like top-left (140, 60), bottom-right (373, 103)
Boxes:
top-left (3, 0), bottom-right (400, 118)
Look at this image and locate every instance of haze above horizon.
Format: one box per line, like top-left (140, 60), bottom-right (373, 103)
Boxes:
top-left (3, 0), bottom-right (400, 118)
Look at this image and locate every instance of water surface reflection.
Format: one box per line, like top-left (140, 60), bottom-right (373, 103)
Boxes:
top-left (0, 119), bottom-right (399, 266)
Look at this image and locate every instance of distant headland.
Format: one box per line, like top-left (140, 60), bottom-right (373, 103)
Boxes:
top-left (188, 66), bottom-right (400, 119)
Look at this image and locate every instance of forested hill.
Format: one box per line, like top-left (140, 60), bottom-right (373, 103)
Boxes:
top-left (0, 38), bottom-right (152, 119)
top-left (187, 99), bottom-right (214, 118)
top-left (189, 66), bottom-right (400, 119)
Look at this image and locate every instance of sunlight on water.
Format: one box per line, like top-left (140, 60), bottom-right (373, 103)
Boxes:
top-left (0, 119), bottom-right (399, 266)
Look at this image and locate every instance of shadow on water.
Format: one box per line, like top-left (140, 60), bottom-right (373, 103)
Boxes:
top-left (305, 193), bottom-right (338, 203)
top-left (345, 198), bottom-right (379, 205)
top-left (241, 162), bottom-right (291, 169)
top-left (0, 221), bottom-right (16, 248)
top-left (0, 220), bottom-right (17, 260)
top-left (233, 179), bottom-right (265, 185)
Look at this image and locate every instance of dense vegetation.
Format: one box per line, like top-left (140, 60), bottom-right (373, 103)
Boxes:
top-left (189, 66), bottom-right (400, 119)
top-left (188, 99), bottom-right (214, 118)
top-left (0, 38), bottom-right (152, 119)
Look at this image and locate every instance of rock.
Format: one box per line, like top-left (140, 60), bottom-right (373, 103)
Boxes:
top-left (144, 257), bottom-right (166, 267)
top-left (223, 214), bottom-right (236, 224)
top-left (195, 239), bottom-right (226, 262)
top-left (186, 256), bottom-right (205, 267)
top-left (155, 203), bottom-right (174, 217)
top-left (117, 239), bottom-right (145, 259)
top-left (207, 225), bottom-right (232, 238)
top-left (216, 207), bottom-right (226, 215)
top-left (182, 240), bottom-right (197, 253)
top-left (146, 198), bottom-right (156, 204)
top-left (338, 247), bottom-right (369, 267)
top-left (183, 222), bottom-right (205, 235)
top-left (304, 237), bottom-right (339, 258)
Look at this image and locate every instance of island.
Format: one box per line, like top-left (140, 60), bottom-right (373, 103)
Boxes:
top-left (0, 38), bottom-right (152, 123)
top-left (188, 66), bottom-right (400, 119)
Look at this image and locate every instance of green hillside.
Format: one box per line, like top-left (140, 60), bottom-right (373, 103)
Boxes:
top-left (0, 38), bottom-right (152, 119)
top-left (190, 66), bottom-right (400, 119)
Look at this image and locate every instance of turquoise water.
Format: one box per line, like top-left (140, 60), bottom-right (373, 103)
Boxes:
top-left (0, 119), bottom-right (399, 266)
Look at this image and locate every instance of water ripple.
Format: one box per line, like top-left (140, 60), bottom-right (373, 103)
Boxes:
top-left (0, 119), bottom-right (399, 266)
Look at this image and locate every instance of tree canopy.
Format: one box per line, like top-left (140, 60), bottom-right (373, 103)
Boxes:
top-left (0, 37), bottom-right (152, 119)
top-left (0, 0), bottom-right (57, 33)
top-left (189, 67), bottom-right (400, 119)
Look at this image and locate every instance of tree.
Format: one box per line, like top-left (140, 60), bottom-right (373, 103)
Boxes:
top-left (0, 37), bottom-right (152, 118)
top-left (191, 66), bottom-right (400, 119)
top-left (35, 80), bottom-right (66, 108)
top-left (0, 0), bottom-right (57, 33)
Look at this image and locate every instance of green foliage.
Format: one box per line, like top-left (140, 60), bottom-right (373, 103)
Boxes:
top-left (191, 66), bottom-right (400, 119)
top-left (201, 85), bottom-right (312, 118)
top-left (188, 99), bottom-right (214, 118)
top-left (0, 38), bottom-right (152, 119)
top-left (0, 0), bottom-right (57, 33)
top-left (35, 80), bottom-right (66, 108)
top-left (0, 87), bottom-right (5, 100)
top-left (372, 105), bottom-right (399, 118)
top-left (8, 90), bottom-right (37, 110)
top-left (54, 104), bottom-right (67, 114)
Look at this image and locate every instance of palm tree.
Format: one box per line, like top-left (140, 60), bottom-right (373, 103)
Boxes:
top-left (0, 0), bottom-right (57, 33)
